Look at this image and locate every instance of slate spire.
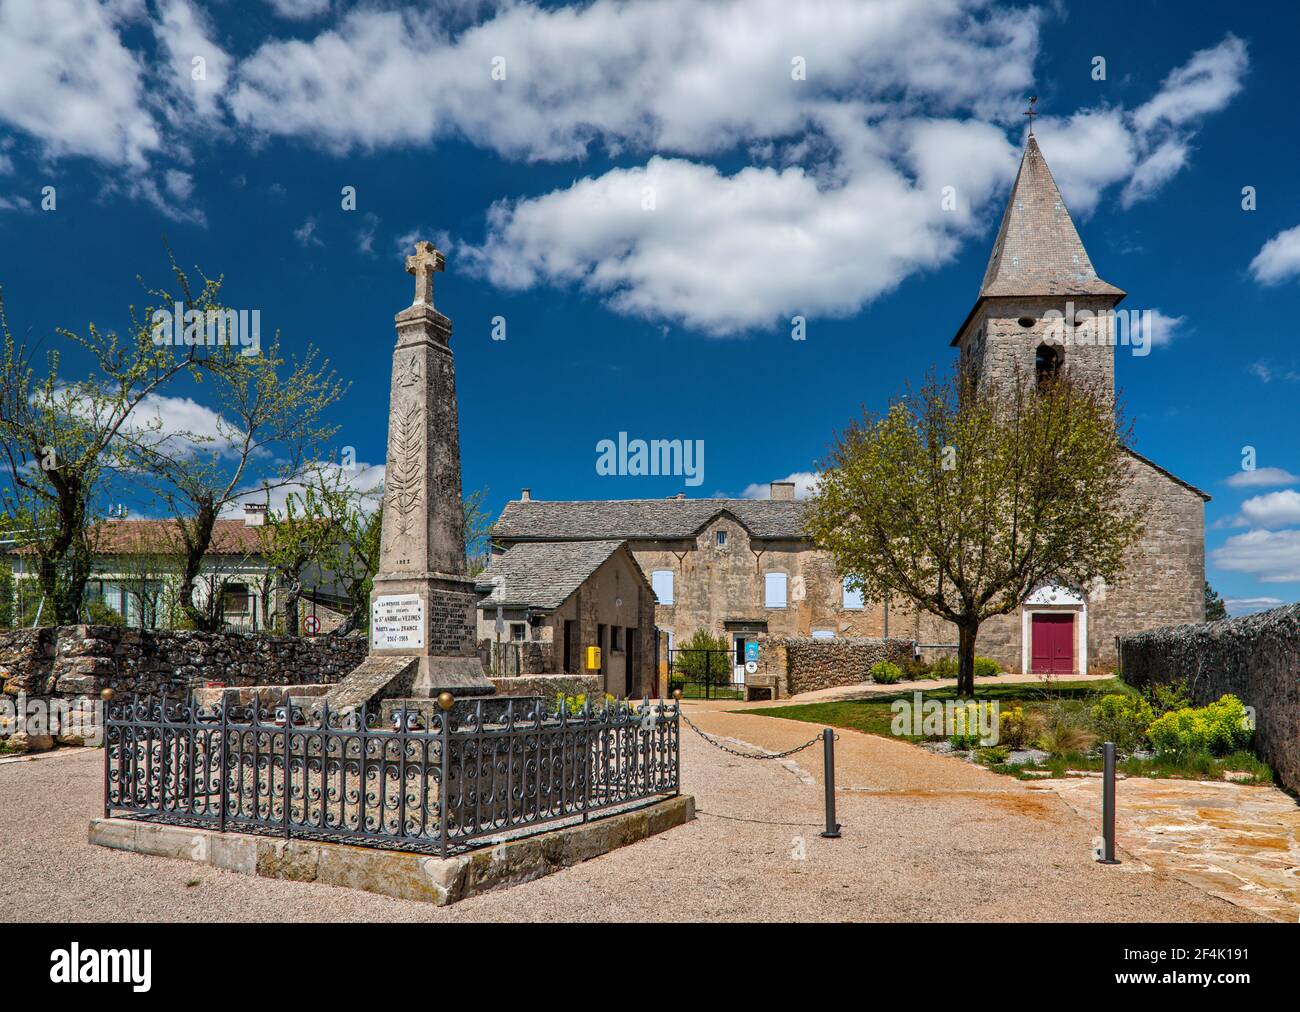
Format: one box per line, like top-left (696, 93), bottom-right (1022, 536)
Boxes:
top-left (978, 134), bottom-right (1125, 299)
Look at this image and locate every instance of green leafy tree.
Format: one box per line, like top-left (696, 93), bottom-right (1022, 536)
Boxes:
top-left (805, 366), bottom-right (1145, 696)
top-left (257, 476), bottom-right (351, 636)
top-left (1204, 581), bottom-right (1227, 621)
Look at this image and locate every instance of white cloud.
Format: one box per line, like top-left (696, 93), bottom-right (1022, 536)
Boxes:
top-left (1142, 308), bottom-right (1185, 348)
top-left (265, 0), bottom-right (331, 19)
top-left (1211, 528), bottom-right (1300, 583)
top-left (1238, 490), bottom-right (1300, 529)
top-left (120, 392), bottom-right (249, 458)
top-left (294, 217), bottom-right (323, 246)
top-left (0, 0), bottom-right (159, 167)
top-left (164, 169), bottom-right (194, 201)
top-left (1131, 34), bottom-right (1248, 133)
top-left (742, 471), bottom-right (820, 500)
top-left (227, 461), bottom-right (386, 518)
top-left (1249, 224), bottom-right (1300, 286)
top-left (464, 124), bottom-right (1017, 333)
top-left (1224, 596), bottom-right (1286, 616)
top-left (229, 0), bottom-right (1041, 160)
top-left (1121, 138), bottom-right (1189, 207)
top-left (153, 0), bottom-right (232, 124)
top-left (1224, 467), bottom-right (1299, 489)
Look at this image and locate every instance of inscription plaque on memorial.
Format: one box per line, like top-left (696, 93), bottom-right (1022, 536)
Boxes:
top-left (371, 594), bottom-right (425, 650)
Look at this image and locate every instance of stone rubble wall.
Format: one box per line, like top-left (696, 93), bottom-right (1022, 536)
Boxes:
top-left (774, 636), bottom-right (916, 695)
top-left (1118, 604), bottom-right (1300, 794)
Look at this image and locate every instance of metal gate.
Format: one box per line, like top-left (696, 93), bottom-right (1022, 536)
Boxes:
top-left (666, 648), bottom-right (744, 700)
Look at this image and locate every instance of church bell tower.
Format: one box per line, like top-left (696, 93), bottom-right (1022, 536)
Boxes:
top-left (952, 130), bottom-right (1126, 397)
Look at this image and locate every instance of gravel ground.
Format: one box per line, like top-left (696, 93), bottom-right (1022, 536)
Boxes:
top-left (0, 719), bottom-right (1259, 923)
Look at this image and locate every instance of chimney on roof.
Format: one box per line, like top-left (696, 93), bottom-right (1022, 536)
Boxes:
top-left (770, 482), bottom-right (796, 501)
top-left (520, 488), bottom-right (531, 502)
top-left (242, 502), bottom-right (269, 527)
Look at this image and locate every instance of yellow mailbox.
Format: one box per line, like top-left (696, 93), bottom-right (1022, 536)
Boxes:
top-left (585, 645), bottom-right (602, 671)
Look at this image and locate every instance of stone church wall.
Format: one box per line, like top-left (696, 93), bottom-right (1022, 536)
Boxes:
top-left (1119, 604), bottom-right (1300, 795)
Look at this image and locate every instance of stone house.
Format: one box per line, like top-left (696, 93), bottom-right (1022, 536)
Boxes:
top-left (474, 539), bottom-right (656, 697)
top-left (491, 486), bottom-right (908, 682)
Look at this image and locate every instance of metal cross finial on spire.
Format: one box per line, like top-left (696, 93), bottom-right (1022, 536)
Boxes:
top-left (1024, 95), bottom-right (1038, 136)
top-left (405, 240), bottom-right (445, 307)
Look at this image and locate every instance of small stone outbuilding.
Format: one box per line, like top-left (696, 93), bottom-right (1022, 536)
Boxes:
top-left (475, 540), bottom-right (655, 697)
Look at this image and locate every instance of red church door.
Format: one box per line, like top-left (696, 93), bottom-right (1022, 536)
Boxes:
top-left (1030, 613), bottom-right (1075, 674)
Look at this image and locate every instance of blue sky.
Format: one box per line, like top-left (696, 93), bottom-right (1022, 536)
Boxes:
top-left (1, 0), bottom-right (1299, 614)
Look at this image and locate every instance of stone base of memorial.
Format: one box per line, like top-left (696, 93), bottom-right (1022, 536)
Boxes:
top-left (89, 794), bottom-right (694, 905)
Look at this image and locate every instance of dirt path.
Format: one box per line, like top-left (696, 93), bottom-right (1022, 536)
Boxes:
top-left (1, 728), bottom-right (1257, 922)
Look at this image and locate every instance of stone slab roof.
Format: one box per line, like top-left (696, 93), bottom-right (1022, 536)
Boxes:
top-left (980, 135), bottom-right (1125, 300)
top-left (476, 539), bottom-right (630, 610)
top-left (492, 499), bottom-right (808, 541)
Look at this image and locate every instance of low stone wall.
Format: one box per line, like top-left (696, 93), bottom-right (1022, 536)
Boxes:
top-left (1118, 604), bottom-right (1300, 795)
top-left (774, 636), bottom-right (915, 695)
top-left (490, 674), bottom-right (601, 701)
top-left (2, 625), bottom-right (368, 748)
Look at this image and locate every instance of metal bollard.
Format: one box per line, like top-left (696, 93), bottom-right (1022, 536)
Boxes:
top-left (820, 728), bottom-right (841, 839)
top-left (1099, 740), bottom-right (1120, 864)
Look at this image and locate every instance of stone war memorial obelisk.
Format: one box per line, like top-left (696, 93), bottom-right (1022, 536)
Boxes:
top-left (324, 241), bottom-right (495, 710)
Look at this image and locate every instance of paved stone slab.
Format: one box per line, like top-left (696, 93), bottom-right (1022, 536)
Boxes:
top-left (1044, 776), bottom-right (1300, 923)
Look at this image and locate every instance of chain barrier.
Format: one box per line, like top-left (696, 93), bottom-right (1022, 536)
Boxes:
top-left (679, 708), bottom-right (833, 760)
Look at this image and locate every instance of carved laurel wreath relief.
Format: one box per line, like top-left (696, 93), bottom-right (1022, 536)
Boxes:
top-left (386, 404), bottom-right (424, 537)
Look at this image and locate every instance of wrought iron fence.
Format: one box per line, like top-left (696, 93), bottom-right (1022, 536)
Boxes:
top-left (667, 647), bottom-right (745, 700)
top-left (103, 693), bottom-right (680, 857)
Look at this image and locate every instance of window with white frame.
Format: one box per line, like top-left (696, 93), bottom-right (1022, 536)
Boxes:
top-left (651, 569), bottom-right (674, 605)
top-left (764, 572), bottom-right (788, 609)
top-left (842, 577), bottom-right (864, 610)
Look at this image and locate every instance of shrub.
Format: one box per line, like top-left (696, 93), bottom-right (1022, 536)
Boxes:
top-left (1147, 695), bottom-right (1252, 758)
top-left (1089, 694), bottom-right (1155, 753)
top-left (976, 745), bottom-right (1010, 765)
top-left (1037, 702), bottom-right (1096, 756)
top-left (902, 658), bottom-right (935, 680)
top-left (1146, 679), bottom-right (1192, 715)
top-left (553, 692), bottom-right (618, 714)
top-left (1037, 722), bottom-right (1096, 757)
top-left (672, 629), bottom-right (732, 685)
top-left (931, 655), bottom-right (957, 679)
top-left (86, 602), bottom-right (125, 627)
top-left (869, 660), bottom-right (902, 684)
top-left (949, 701), bottom-right (996, 749)
top-left (973, 656), bottom-right (1001, 678)
top-left (996, 704), bottom-right (1038, 750)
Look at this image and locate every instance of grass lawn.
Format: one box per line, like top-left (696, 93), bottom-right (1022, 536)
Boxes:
top-left (745, 678), bottom-right (1273, 785)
